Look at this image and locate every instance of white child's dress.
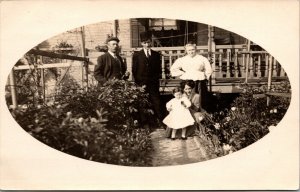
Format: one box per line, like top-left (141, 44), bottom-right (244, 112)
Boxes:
top-left (163, 97), bottom-right (195, 129)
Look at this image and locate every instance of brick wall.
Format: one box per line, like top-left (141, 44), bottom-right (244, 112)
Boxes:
top-left (39, 21), bottom-right (116, 52)
top-left (118, 19), bottom-right (131, 49)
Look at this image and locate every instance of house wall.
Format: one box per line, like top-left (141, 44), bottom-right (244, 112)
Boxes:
top-left (196, 23), bottom-right (209, 45)
top-left (35, 19), bottom-right (247, 94)
top-left (38, 21), bottom-right (116, 53)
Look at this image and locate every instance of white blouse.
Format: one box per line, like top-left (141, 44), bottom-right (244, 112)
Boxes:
top-left (170, 54), bottom-right (213, 81)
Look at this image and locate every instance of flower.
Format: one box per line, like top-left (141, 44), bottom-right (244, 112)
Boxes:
top-left (268, 125), bottom-right (276, 132)
top-left (273, 108), bottom-right (278, 113)
top-left (231, 107), bottom-right (236, 111)
top-left (222, 144), bottom-right (232, 151)
top-left (270, 109), bottom-right (274, 114)
top-left (19, 104), bottom-right (28, 109)
top-left (66, 111), bottom-right (72, 117)
top-left (90, 117), bottom-right (98, 123)
top-left (78, 117), bottom-right (84, 123)
top-left (214, 123), bottom-right (221, 130)
top-left (225, 116), bottom-right (231, 122)
top-left (37, 105), bottom-right (42, 109)
top-left (134, 120), bottom-right (138, 126)
top-left (56, 104), bottom-right (62, 109)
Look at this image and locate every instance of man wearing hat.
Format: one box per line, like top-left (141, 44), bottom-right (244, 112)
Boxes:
top-left (132, 32), bottom-right (163, 126)
top-left (94, 37), bottom-right (130, 85)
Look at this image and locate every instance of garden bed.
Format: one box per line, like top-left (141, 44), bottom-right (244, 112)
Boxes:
top-left (10, 80), bottom-right (157, 166)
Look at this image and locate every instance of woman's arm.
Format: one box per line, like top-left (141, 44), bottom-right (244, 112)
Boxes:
top-left (170, 58), bottom-right (185, 77)
top-left (191, 94), bottom-right (200, 111)
top-left (203, 57), bottom-right (213, 80)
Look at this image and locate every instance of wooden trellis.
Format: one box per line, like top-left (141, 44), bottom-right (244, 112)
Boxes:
top-left (9, 48), bottom-right (89, 108)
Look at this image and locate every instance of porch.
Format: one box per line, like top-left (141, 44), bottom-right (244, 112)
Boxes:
top-left (119, 44), bottom-right (288, 94)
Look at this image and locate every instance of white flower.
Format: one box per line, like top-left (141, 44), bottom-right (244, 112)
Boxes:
top-left (222, 144), bottom-right (232, 151)
top-left (270, 109), bottom-right (274, 114)
top-left (214, 123), bottom-right (221, 130)
top-left (78, 117), bottom-right (84, 123)
top-left (134, 120), bottom-right (138, 126)
top-left (90, 117), bottom-right (98, 123)
top-left (273, 109), bottom-right (278, 113)
top-left (268, 125), bottom-right (276, 132)
top-left (56, 105), bottom-right (61, 109)
top-left (198, 116), bottom-right (204, 122)
top-left (225, 116), bottom-right (231, 122)
top-left (66, 111), bottom-right (72, 117)
top-left (47, 101), bottom-right (54, 106)
top-left (19, 104), bottom-right (28, 109)
top-left (231, 107), bottom-right (236, 111)
top-left (37, 105), bottom-right (42, 109)
top-left (35, 119), bottom-right (39, 124)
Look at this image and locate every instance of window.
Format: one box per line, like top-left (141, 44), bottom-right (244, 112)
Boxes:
top-left (149, 19), bottom-right (178, 30)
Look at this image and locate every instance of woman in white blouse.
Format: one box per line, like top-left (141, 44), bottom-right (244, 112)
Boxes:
top-left (170, 42), bottom-right (213, 111)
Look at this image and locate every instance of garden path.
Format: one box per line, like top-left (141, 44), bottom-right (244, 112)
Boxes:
top-left (150, 128), bottom-right (217, 166)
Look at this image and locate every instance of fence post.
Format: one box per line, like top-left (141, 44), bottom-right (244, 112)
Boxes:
top-left (9, 70), bottom-right (18, 108)
top-left (41, 68), bottom-right (45, 102)
top-left (80, 26), bottom-right (88, 91)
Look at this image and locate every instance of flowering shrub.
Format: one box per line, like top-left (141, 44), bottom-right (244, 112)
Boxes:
top-left (199, 81), bottom-right (291, 156)
top-left (10, 79), bottom-right (155, 166)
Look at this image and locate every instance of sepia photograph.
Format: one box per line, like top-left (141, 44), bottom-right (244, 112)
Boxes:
top-left (0, 0), bottom-right (299, 190)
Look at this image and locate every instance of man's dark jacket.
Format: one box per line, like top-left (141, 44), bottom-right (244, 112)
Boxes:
top-left (132, 49), bottom-right (162, 86)
top-left (94, 52), bottom-right (127, 85)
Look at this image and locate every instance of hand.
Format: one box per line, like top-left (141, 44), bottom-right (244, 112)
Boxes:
top-left (124, 71), bottom-right (130, 77)
top-left (181, 101), bottom-right (187, 108)
top-left (199, 65), bottom-right (205, 72)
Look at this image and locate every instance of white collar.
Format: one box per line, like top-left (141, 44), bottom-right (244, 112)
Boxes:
top-left (143, 48), bottom-right (151, 56)
top-left (108, 51), bottom-right (117, 57)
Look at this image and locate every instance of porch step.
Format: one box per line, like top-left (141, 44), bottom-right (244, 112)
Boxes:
top-left (159, 77), bottom-right (289, 94)
top-left (215, 76), bottom-right (288, 83)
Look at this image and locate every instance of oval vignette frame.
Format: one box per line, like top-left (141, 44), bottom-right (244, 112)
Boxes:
top-left (1, 0), bottom-right (298, 188)
top-left (5, 17), bottom-right (292, 167)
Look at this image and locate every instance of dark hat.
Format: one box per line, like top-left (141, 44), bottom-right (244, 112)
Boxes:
top-left (105, 36), bottom-right (120, 44)
top-left (140, 32), bottom-right (152, 42)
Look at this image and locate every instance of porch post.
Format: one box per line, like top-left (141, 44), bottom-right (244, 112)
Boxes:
top-left (267, 55), bottom-right (273, 106)
top-left (208, 25), bottom-right (216, 91)
top-left (245, 39), bottom-right (251, 83)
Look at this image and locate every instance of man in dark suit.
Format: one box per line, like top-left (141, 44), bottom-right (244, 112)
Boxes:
top-left (94, 37), bottom-right (130, 86)
top-left (132, 32), bottom-right (163, 125)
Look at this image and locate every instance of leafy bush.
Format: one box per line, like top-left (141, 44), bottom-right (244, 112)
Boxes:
top-left (10, 79), bottom-right (155, 166)
top-left (198, 81), bottom-right (291, 156)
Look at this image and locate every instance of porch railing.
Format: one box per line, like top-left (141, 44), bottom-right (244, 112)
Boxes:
top-left (118, 45), bottom-right (287, 85)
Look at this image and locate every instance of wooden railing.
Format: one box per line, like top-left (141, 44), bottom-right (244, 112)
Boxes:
top-left (118, 45), bottom-right (287, 85)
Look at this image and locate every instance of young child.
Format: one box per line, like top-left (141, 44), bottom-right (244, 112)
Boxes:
top-left (163, 87), bottom-right (195, 140)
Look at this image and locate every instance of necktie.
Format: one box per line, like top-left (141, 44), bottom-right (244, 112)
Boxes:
top-left (146, 49), bottom-right (150, 58)
top-left (114, 55), bottom-right (122, 72)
